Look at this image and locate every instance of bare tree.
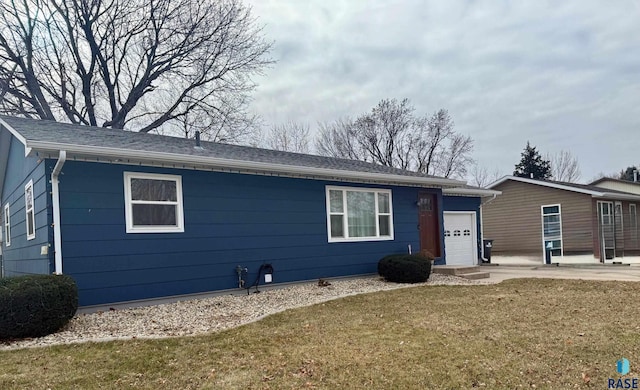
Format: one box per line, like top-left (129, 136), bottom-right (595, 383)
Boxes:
top-left (315, 118), bottom-right (365, 161)
top-left (315, 99), bottom-right (474, 178)
top-left (469, 164), bottom-right (503, 187)
top-left (0, 0), bottom-right (272, 142)
top-left (548, 150), bottom-right (582, 182)
top-left (265, 121), bottom-right (311, 153)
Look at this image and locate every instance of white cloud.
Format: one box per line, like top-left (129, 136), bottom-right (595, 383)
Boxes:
top-left (246, 0), bottom-right (640, 181)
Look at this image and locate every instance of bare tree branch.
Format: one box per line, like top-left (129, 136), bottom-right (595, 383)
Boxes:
top-left (315, 100), bottom-right (474, 178)
top-left (263, 121), bottom-right (311, 153)
top-left (0, 0), bottom-right (272, 140)
top-left (548, 150), bottom-right (582, 182)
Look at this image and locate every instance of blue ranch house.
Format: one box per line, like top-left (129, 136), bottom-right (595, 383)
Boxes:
top-left (0, 116), bottom-right (498, 307)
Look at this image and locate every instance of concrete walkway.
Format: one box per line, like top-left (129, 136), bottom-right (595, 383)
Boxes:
top-left (482, 265), bottom-right (640, 283)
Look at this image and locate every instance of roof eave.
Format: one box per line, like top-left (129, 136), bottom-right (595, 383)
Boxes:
top-left (442, 188), bottom-right (502, 197)
top-left (488, 175), bottom-right (602, 196)
top-left (27, 141), bottom-right (466, 188)
top-left (593, 193), bottom-right (640, 201)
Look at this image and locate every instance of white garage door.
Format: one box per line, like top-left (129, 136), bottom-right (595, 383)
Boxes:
top-left (444, 212), bottom-right (477, 266)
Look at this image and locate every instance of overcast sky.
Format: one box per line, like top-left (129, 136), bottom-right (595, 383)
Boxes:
top-left (245, 0), bottom-right (640, 183)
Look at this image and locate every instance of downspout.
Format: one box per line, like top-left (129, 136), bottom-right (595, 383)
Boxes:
top-left (52, 151), bottom-right (66, 274)
top-left (479, 194), bottom-right (498, 262)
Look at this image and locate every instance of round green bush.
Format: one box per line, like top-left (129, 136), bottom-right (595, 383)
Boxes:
top-left (378, 253), bottom-right (433, 283)
top-left (0, 274), bottom-right (78, 339)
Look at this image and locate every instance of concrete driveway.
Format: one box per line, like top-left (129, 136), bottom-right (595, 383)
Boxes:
top-left (483, 265), bottom-right (640, 283)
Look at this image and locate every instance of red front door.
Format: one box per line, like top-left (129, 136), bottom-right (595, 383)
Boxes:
top-left (418, 192), bottom-right (441, 257)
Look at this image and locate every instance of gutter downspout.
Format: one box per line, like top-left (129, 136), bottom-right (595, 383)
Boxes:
top-left (52, 151), bottom-right (66, 274)
top-left (479, 194), bottom-right (498, 262)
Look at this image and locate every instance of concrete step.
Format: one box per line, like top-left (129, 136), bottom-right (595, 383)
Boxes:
top-left (458, 271), bottom-right (491, 280)
top-left (432, 265), bottom-right (481, 276)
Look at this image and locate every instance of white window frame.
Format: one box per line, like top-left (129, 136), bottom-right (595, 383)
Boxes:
top-left (541, 204), bottom-right (563, 259)
top-left (3, 203), bottom-right (10, 247)
top-left (630, 204), bottom-right (637, 244)
top-left (123, 172), bottom-right (184, 233)
top-left (325, 185), bottom-right (394, 243)
top-left (25, 180), bottom-right (36, 240)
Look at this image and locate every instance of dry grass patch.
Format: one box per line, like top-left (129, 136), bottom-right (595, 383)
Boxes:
top-left (2, 278), bottom-right (640, 389)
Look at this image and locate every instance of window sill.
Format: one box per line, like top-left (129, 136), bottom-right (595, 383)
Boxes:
top-left (126, 226), bottom-right (184, 234)
top-left (328, 236), bottom-right (394, 243)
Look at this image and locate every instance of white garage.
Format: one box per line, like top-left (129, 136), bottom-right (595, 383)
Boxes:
top-left (443, 212), bottom-right (478, 265)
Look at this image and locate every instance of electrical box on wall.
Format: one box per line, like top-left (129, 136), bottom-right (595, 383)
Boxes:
top-left (40, 245), bottom-right (48, 255)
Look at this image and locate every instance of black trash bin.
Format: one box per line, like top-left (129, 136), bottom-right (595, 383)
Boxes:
top-left (482, 239), bottom-right (494, 263)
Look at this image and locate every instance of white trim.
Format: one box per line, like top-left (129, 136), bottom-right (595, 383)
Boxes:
top-left (443, 211), bottom-right (478, 265)
top-left (123, 172), bottom-right (185, 234)
top-left (0, 117), bottom-right (28, 149)
top-left (630, 204), bottom-right (637, 245)
top-left (325, 185), bottom-right (394, 243)
top-left (488, 175), bottom-right (640, 201)
top-left (541, 204), bottom-right (563, 263)
top-left (24, 179), bottom-right (35, 240)
top-left (597, 201), bottom-right (615, 263)
top-left (52, 151), bottom-right (66, 274)
top-left (3, 203), bottom-right (9, 247)
top-left (442, 187), bottom-right (502, 197)
top-left (23, 140), bottom-right (466, 188)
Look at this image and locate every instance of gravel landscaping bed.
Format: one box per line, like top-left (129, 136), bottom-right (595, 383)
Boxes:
top-left (1, 274), bottom-right (490, 351)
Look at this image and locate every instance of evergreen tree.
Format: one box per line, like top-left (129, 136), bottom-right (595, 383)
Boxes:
top-left (619, 166), bottom-right (639, 182)
top-left (513, 141), bottom-right (552, 179)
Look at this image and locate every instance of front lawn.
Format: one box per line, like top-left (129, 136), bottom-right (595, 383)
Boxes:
top-left (1, 278), bottom-right (638, 389)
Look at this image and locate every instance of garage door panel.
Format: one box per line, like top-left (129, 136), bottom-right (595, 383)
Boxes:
top-left (444, 212), bottom-right (476, 266)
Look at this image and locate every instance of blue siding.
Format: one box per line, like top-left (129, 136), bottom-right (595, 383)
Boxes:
top-left (58, 162), bottom-right (434, 306)
top-left (443, 195), bottom-right (483, 261)
top-left (0, 135), bottom-right (51, 276)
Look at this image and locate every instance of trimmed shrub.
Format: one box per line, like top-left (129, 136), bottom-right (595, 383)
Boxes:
top-left (0, 274), bottom-right (78, 339)
top-left (378, 253), bottom-right (433, 283)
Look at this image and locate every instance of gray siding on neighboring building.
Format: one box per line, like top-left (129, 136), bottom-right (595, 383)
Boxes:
top-left (483, 180), bottom-right (594, 257)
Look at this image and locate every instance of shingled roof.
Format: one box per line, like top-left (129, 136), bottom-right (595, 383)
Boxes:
top-left (0, 115), bottom-right (466, 188)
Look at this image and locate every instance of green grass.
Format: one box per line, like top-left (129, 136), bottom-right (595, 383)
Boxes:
top-left (2, 278), bottom-right (639, 389)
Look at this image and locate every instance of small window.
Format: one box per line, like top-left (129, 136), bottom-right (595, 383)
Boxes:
top-left (444, 230), bottom-right (451, 237)
top-left (453, 230), bottom-right (461, 237)
top-left (542, 204), bottom-right (563, 257)
top-left (25, 180), bottom-right (35, 240)
top-left (3, 203), bottom-right (9, 247)
top-left (326, 186), bottom-right (393, 242)
top-left (124, 172), bottom-right (184, 233)
top-left (631, 204), bottom-right (637, 245)
top-left (463, 229), bottom-right (471, 236)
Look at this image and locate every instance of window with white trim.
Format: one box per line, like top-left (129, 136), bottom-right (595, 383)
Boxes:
top-left (124, 172), bottom-right (184, 233)
top-left (631, 204), bottom-right (637, 246)
top-left (3, 203), bottom-right (10, 247)
top-left (25, 180), bottom-right (35, 240)
top-left (326, 186), bottom-right (393, 242)
top-left (541, 204), bottom-right (562, 257)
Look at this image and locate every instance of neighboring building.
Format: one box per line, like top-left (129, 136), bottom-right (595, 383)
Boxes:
top-left (590, 177), bottom-right (640, 196)
top-left (0, 116), bottom-right (491, 307)
top-left (483, 176), bottom-right (640, 265)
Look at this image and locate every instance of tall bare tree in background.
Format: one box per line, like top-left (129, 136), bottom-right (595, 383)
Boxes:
top-left (315, 99), bottom-right (473, 178)
top-left (469, 163), bottom-right (503, 187)
top-left (0, 0), bottom-right (271, 142)
top-left (548, 150), bottom-right (581, 182)
top-left (264, 121), bottom-right (311, 153)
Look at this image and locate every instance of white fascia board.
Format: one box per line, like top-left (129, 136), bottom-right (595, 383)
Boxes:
top-left (595, 193), bottom-right (640, 201)
top-left (442, 188), bottom-right (502, 197)
top-left (26, 141), bottom-right (467, 188)
top-left (0, 117), bottom-right (29, 154)
top-left (487, 175), bottom-right (604, 196)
